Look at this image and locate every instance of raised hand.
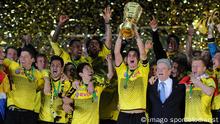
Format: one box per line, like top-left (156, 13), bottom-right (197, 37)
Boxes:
top-left (188, 25), bottom-right (194, 36)
top-left (149, 76), bottom-right (157, 85)
top-left (149, 16), bottom-right (158, 30)
top-left (63, 104), bottom-right (73, 113)
top-left (189, 73), bottom-right (200, 87)
top-left (145, 40), bottom-right (153, 50)
top-left (22, 34), bottom-right (32, 45)
top-left (103, 6), bottom-right (112, 23)
top-left (58, 15), bottom-right (69, 26)
top-left (106, 54), bottom-right (112, 63)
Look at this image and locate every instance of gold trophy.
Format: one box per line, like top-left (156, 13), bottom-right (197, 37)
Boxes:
top-left (119, 2), bottom-right (142, 39)
top-left (193, 9), bottom-right (219, 34)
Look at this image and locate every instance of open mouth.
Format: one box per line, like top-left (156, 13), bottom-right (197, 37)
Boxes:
top-left (53, 70), bottom-right (58, 74)
top-left (130, 60), bottom-right (134, 63)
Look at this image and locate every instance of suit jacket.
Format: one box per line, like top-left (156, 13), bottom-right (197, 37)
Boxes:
top-left (147, 78), bottom-right (185, 124)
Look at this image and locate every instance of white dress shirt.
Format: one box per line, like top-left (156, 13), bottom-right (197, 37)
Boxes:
top-left (158, 77), bottom-right (173, 99)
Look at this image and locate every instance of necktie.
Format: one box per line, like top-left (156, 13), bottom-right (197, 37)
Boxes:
top-left (159, 82), bottom-right (166, 103)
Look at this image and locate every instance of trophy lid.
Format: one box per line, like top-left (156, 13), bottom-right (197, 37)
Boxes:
top-left (123, 2), bottom-right (142, 23)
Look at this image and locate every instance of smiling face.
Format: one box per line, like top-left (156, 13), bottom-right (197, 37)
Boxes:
top-left (79, 65), bottom-right (94, 82)
top-left (126, 50), bottom-right (139, 70)
top-left (50, 60), bottom-right (63, 80)
top-left (171, 62), bottom-right (179, 78)
top-left (19, 51), bottom-right (34, 70)
top-left (167, 37), bottom-right (178, 52)
top-left (156, 63), bottom-right (171, 81)
top-left (69, 41), bottom-right (83, 59)
top-left (87, 40), bottom-right (101, 57)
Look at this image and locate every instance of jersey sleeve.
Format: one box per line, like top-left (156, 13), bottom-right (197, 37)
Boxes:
top-left (98, 44), bottom-right (111, 60)
top-left (3, 58), bottom-right (13, 68)
top-left (50, 41), bottom-right (71, 64)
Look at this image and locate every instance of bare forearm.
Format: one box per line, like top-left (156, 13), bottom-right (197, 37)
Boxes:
top-left (196, 81), bottom-right (214, 96)
top-left (52, 24), bottom-right (62, 42)
top-left (104, 23), bottom-right (112, 49)
top-left (136, 37), bottom-right (147, 60)
top-left (186, 35), bottom-right (193, 63)
top-left (114, 37), bottom-right (122, 66)
top-left (107, 60), bottom-right (114, 80)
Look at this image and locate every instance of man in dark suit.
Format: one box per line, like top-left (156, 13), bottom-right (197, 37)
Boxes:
top-left (147, 58), bottom-right (185, 124)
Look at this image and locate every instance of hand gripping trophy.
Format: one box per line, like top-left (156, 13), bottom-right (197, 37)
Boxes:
top-left (119, 2), bottom-right (142, 39)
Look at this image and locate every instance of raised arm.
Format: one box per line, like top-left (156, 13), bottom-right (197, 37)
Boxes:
top-left (186, 25), bottom-right (194, 64)
top-left (52, 15), bottom-right (69, 42)
top-left (207, 23), bottom-right (217, 58)
top-left (134, 26), bottom-right (147, 61)
top-left (106, 54), bottom-right (114, 80)
top-left (114, 33), bottom-right (123, 67)
top-left (103, 6), bottom-right (112, 49)
top-left (149, 16), bottom-right (167, 60)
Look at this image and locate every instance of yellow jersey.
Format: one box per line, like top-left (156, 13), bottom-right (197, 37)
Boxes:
top-left (211, 68), bottom-right (220, 110)
top-left (34, 69), bottom-right (50, 113)
top-left (39, 77), bottom-right (72, 123)
top-left (50, 41), bottom-right (88, 67)
top-left (3, 58), bottom-right (44, 110)
top-left (184, 77), bottom-right (215, 123)
top-left (115, 62), bottom-right (149, 110)
top-left (71, 83), bottom-right (104, 124)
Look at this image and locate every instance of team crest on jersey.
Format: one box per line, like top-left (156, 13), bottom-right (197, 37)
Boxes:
top-left (15, 68), bottom-right (24, 75)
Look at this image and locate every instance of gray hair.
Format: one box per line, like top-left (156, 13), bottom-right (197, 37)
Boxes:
top-left (157, 58), bottom-right (172, 69)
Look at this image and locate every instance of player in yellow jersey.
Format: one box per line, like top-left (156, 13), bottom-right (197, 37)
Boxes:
top-left (51, 15), bottom-right (87, 67)
top-left (85, 6), bottom-right (112, 67)
top-left (34, 53), bottom-right (49, 121)
top-left (3, 47), bottom-right (45, 124)
top-left (184, 57), bottom-right (216, 123)
top-left (39, 55), bottom-right (72, 124)
top-left (211, 52), bottom-right (220, 124)
top-left (114, 26), bottom-right (150, 124)
top-left (62, 54), bottom-right (114, 124)
top-left (0, 46), bottom-right (10, 123)
top-left (5, 46), bottom-right (18, 61)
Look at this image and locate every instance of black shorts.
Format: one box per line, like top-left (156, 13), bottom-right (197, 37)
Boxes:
top-left (117, 112), bottom-right (147, 124)
top-left (4, 108), bottom-right (37, 124)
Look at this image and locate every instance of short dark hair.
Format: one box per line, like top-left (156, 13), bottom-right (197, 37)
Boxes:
top-left (126, 48), bottom-right (140, 59)
top-left (86, 36), bottom-right (103, 50)
top-left (64, 62), bottom-right (75, 74)
top-left (36, 53), bottom-right (47, 61)
top-left (76, 62), bottom-right (91, 80)
top-left (50, 55), bottom-right (64, 67)
top-left (69, 38), bottom-right (81, 46)
top-left (5, 46), bottom-right (17, 54)
top-left (64, 62), bottom-right (75, 79)
top-left (20, 46), bottom-right (36, 59)
top-left (172, 57), bottom-right (189, 71)
top-left (167, 34), bottom-right (179, 46)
